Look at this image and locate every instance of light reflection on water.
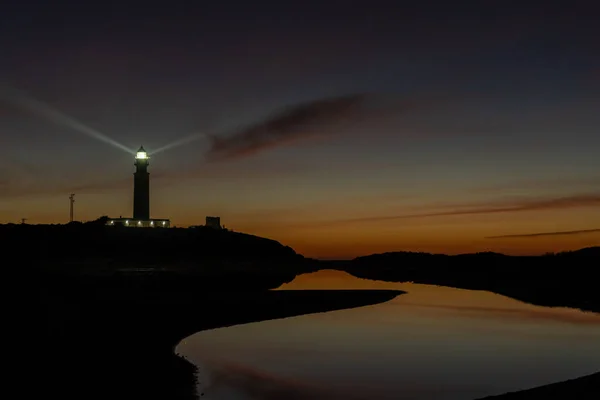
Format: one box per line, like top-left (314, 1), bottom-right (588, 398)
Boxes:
top-left (177, 270), bottom-right (600, 400)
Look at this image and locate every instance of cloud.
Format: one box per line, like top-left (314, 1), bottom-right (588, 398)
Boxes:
top-left (486, 228), bottom-right (600, 239)
top-left (202, 92), bottom-right (427, 162)
top-left (204, 93), bottom-right (367, 161)
top-left (0, 91), bottom-right (464, 198)
top-left (306, 193), bottom-right (600, 226)
top-left (470, 176), bottom-right (600, 194)
top-left (154, 89), bottom-right (489, 166)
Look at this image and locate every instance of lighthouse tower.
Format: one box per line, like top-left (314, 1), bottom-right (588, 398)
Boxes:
top-left (133, 146), bottom-right (150, 220)
top-left (106, 146), bottom-right (170, 228)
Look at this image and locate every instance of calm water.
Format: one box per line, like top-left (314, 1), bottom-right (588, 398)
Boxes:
top-left (177, 270), bottom-right (600, 400)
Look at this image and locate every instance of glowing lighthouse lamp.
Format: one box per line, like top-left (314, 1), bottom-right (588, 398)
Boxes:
top-left (105, 146), bottom-right (171, 228)
top-left (136, 148), bottom-right (148, 160)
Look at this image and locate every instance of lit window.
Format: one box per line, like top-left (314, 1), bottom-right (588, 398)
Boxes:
top-left (136, 151), bottom-right (147, 159)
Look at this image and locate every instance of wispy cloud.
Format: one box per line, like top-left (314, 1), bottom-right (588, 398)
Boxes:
top-left (470, 177), bottom-right (600, 194)
top-left (204, 93), bottom-right (368, 162)
top-left (304, 193), bottom-right (600, 226)
top-left (486, 228), bottom-right (600, 239)
top-left (202, 92), bottom-right (432, 162)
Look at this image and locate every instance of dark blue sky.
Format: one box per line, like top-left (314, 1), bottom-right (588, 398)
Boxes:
top-left (1, 0), bottom-right (599, 257)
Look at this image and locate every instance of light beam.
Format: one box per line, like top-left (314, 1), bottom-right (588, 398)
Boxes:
top-left (0, 85), bottom-right (134, 155)
top-left (150, 132), bottom-right (208, 156)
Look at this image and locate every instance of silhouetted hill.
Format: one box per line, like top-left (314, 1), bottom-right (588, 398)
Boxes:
top-left (8, 222), bottom-right (401, 399)
top-left (565, 246), bottom-right (600, 257)
top-left (19, 273), bottom-right (400, 400)
top-left (335, 247), bottom-right (600, 312)
top-left (2, 223), bottom-right (307, 289)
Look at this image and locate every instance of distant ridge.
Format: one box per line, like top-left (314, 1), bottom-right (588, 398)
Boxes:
top-left (321, 246), bottom-right (600, 313)
top-left (352, 246), bottom-right (599, 261)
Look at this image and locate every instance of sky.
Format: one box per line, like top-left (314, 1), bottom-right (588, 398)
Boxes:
top-left (1, 1), bottom-right (599, 258)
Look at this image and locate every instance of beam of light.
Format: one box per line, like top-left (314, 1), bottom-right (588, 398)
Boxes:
top-left (150, 132), bottom-right (208, 155)
top-left (0, 85), bottom-right (134, 155)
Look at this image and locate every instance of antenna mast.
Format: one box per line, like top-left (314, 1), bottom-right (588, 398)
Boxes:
top-left (69, 193), bottom-right (75, 222)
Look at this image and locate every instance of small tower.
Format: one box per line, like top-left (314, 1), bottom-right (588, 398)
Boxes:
top-left (133, 146), bottom-right (150, 220)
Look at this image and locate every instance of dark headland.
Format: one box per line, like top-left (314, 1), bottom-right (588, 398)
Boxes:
top-left (8, 221), bottom-right (401, 400)
top-left (6, 221), bottom-right (599, 399)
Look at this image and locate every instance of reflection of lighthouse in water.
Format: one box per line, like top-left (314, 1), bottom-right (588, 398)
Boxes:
top-left (133, 146), bottom-right (150, 220)
top-left (106, 146), bottom-right (170, 228)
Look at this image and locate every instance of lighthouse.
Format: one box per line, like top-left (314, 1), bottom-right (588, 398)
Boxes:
top-left (133, 146), bottom-right (150, 220)
top-left (106, 146), bottom-right (171, 228)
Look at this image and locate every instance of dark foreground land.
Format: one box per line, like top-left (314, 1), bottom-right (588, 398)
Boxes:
top-left (6, 223), bottom-right (402, 399)
top-left (6, 223), bottom-right (599, 399)
top-left (21, 272), bottom-right (401, 400)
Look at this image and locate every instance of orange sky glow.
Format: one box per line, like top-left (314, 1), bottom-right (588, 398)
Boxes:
top-left (2, 167), bottom-right (598, 259)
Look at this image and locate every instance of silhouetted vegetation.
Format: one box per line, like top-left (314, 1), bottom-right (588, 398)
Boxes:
top-left (2, 222), bottom-right (308, 289)
top-left (325, 247), bottom-right (600, 313)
